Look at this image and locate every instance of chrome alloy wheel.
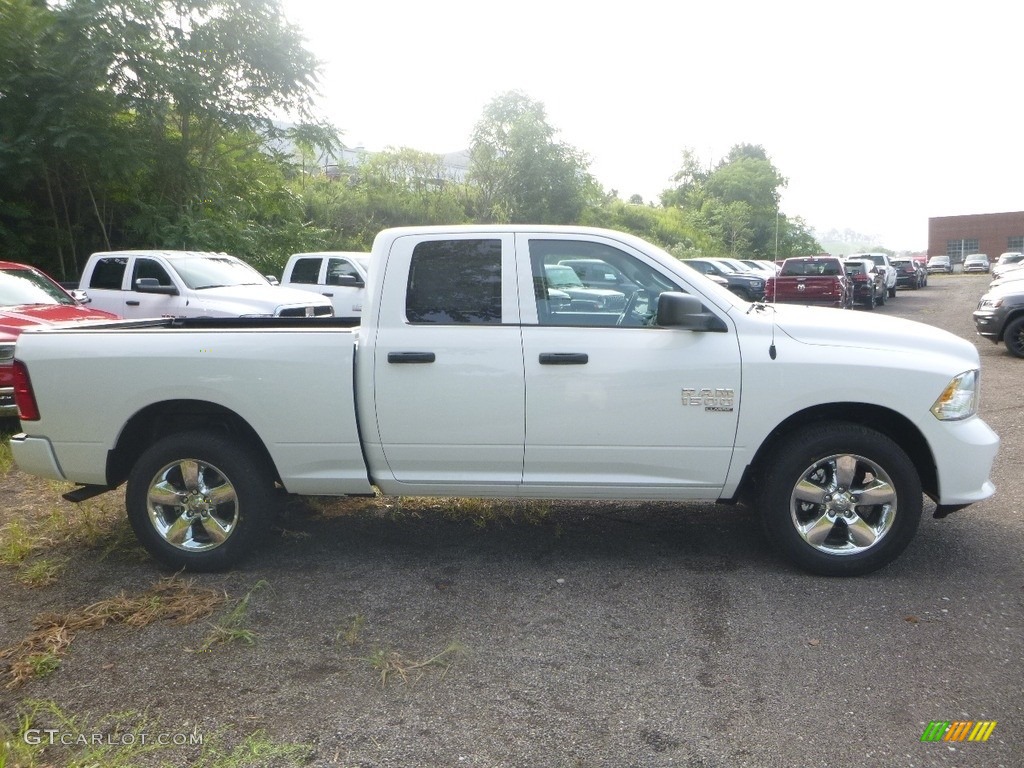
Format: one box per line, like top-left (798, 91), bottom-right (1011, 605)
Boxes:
top-left (146, 458), bottom-right (239, 552)
top-left (789, 453), bottom-right (897, 556)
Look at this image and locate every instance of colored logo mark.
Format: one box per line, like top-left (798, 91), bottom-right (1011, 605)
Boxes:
top-left (920, 721), bottom-right (997, 742)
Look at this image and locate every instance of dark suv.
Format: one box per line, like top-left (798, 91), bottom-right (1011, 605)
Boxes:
top-left (685, 259), bottom-right (766, 301)
top-left (973, 285), bottom-right (1024, 358)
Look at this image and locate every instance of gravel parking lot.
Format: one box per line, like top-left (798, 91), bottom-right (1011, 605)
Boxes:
top-left (1, 272), bottom-right (1020, 768)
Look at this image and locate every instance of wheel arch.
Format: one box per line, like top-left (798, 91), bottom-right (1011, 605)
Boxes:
top-left (736, 402), bottom-right (938, 503)
top-left (996, 307), bottom-right (1024, 343)
top-left (107, 399), bottom-right (278, 488)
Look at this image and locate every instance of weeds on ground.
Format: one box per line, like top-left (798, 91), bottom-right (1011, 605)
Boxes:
top-left (0, 481), bottom-right (140, 586)
top-left (0, 700), bottom-right (313, 768)
top-left (201, 580), bottom-right (269, 650)
top-left (393, 496), bottom-right (551, 527)
top-left (336, 614), bottom-right (365, 647)
top-left (0, 431), bottom-right (13, 474)
top-left (362, 642), bottom-right (465, 687)
top-left (0, 577), bottom-right (226, 689)
top-left (14, 556), bottom-right (67, 588)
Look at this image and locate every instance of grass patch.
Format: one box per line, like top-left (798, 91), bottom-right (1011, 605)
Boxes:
top-left (201, 580), bottom-right (269, 650)
top-left (15, 557), bottom-right (67, 588)
top-left (0, 483), bottom-right (142, 586)
top-left (336, 614), bottom-right (365, 647)
top-left (393, 496), bottom-right (551, 527)
top-left (1, 700), bottom-right (313, 768)
top-left (0, 431), bottom-right (13, 474)
top-left (0, 577), bottom-right (226, 690)
top-left (362, 642), bottom-right (465, 687)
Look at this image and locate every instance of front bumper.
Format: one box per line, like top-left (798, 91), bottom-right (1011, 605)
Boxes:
top-left (929, 415), bottom-right (999, 508)
top-left (972, 309), bottom-right (1004, 342)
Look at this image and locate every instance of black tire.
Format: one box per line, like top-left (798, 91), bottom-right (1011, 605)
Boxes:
top-left (1004, 316), bottom-right (1024, 359)
top-left (759, 423), bottom-right (923, 576)
top-left (863, 287), bottom-right (876, 310)
top-left (126, 430), bottom-right (275, 571)
top-left (877, 286), bottom-right (886, 306)
top-left (888, 284), bottom-right (897, 298)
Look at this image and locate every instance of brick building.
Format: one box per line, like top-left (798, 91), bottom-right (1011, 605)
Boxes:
top-left (928, 211), bottom-right (1024, 263)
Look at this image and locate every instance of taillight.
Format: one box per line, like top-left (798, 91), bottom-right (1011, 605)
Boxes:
top-left (13, 359), bottom-right (40, 421)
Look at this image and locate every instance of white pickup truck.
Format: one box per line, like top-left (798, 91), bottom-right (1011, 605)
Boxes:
top-left (10, 226), bottom-right (999, 576)
top-left (77, 250), bottom-right (334, 319)
top-left (280, 251), bottom-right (370, 318)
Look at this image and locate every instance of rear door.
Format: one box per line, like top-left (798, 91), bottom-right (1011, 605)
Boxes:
top-left (81, 255), bottom-right (130, 316)
top-left (369, 234), bottom-right (525, 487)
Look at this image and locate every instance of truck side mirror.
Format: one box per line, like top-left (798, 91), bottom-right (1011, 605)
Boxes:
top-left (134, 278), bottom-right (179, 296)
top-left (328, 273), bottom-right (364, 288)
top-left (265, 275), bottom-right (280, 285)
top-left (656, 292), bottom-right (727, 332)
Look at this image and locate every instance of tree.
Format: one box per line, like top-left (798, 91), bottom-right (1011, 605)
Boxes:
top-left (468, 91), bottom-right (600, 224)
top-left (661, 143), bottom-right (820, 259)
top-left (0, 0), bottom-right (328, 275)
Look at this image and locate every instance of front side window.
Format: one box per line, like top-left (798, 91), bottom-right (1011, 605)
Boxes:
top-left (406, 239), bottom-right (502, 324)
top-left (326, 258), bottom-right (361, 285)
top-left (529, 239), bottom-right (678, 327)
top-left (132, 259), bottom-right (174, 287)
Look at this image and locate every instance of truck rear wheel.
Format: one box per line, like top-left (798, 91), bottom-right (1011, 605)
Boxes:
top-left (126, 431), bottom-right (273, 571)
top-left (760, 423), bottom-right (922, 576)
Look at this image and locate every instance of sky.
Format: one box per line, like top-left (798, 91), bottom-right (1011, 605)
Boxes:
top-left (279, 0), bottom-right (1023, 252)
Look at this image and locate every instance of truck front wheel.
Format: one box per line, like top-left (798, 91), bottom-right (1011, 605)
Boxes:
top-left (126, 431), bottom-right (274, 571)
top-left (760, 424), bottom-right (922, 576)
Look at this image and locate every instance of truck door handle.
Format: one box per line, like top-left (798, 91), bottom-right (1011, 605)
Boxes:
top-left (126, 300), bottom-right (140, 306)
top-left (539, 353), bottom-right (589, 365)
top-left (388, 352), bottom-right (436, 364)
top-left (321, 292), bottom-right (333, 297)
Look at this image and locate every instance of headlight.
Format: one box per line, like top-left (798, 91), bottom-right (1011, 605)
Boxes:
top-left (976, 296), bottom-right (1002, 309)
top-left (930, 370), bottom-right (979, 421)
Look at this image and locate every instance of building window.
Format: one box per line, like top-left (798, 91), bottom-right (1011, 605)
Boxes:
top-left (946, 239), bottom-right (979, 262)
top-left (1008, 236), bottom-right (1024, 252)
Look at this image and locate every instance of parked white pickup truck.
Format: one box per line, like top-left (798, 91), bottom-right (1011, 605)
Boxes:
top-left (78, 250), bottom-right (334, 319)
top-left (10, 226), bottom-right (999, 576)
top-left (280, 251), bottom-right (370, 318)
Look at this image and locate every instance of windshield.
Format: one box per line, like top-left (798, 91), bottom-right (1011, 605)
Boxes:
top-left (0, 268), bottom-right (76, 307)
top-left (169, 256), bottom-right (268, 290)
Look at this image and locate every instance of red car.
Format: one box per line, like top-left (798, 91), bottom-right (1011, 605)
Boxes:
top-left (1, 261), bottom-right (119, 417)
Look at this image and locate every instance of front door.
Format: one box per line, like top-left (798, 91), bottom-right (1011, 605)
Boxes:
top-left (518, 234), bottom-right (741, 495)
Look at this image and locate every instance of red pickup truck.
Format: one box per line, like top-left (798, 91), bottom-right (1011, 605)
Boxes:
top-left (766, 256), bottom-right (852, 309)
top-left (1, 261), bottom-right (118, 416)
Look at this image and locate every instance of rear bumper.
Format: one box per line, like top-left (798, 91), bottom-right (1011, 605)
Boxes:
top-left (8, 433), bottom-right (67, 481)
